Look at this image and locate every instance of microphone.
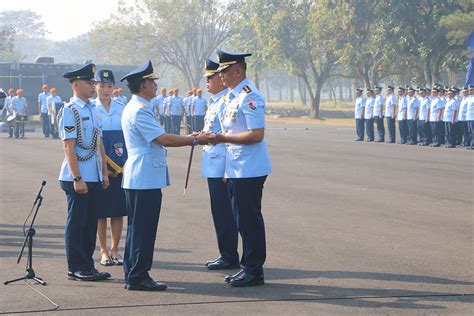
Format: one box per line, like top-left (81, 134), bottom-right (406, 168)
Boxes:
top-left (34, 181), bottom-right (46, 204)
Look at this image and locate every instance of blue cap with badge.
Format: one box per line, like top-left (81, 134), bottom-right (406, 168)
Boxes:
top-left (63, 63), bottom-right (96, 82)
top-left (216, 49), bottom-right (252, 72)
top-left (94, 69), bottom-right (115, 84)
top-left (203, 58), bottom-right (220, 77)
top-left (120, 60), bottom-right (159, 83)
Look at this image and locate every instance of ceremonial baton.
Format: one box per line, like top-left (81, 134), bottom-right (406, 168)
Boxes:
top-left (183, 137), bottom-right (198, 196)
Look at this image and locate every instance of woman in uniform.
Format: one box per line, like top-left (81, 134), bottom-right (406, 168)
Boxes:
top-left (94, 70), bottom-right (128, 266)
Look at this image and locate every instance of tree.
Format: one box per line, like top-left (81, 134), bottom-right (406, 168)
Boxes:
top-left (89, 0), bottom-right (236, 88)
top-left (251, 0), bottom-right (345, 118)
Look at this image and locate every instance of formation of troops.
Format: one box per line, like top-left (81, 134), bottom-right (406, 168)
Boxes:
top-left (354, 84), bottom-right (474, 148)
top-left (29, 48), bottom-right (272, 292)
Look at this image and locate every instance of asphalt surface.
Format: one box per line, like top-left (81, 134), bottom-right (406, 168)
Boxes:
top-left (0, 123), bottom-right (473, 315)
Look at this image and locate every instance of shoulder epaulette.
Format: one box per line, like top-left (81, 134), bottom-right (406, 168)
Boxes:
top-left (243, 85), bottom-right (252, 94)
top-left (140, 102), bottom-right (148, 108)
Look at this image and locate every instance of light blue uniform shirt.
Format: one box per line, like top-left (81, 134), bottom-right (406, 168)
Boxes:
top-left (466, 95), bottom-right (474, 121)
top-left (373, 94), bottom-right (384, 117)
top-left (458, 97), bottom-right (469, 121)
top-left (170, 95), bottom-right (183, 115)
top-left (164, 96), bottom-right (173, 116)
top-left (116, 94), bottom-right (128, 105)
top-left (202, 88), bottom-right (228, 178)
top-left (13, 96), bottom-right (27, 113)
top-left (47, 95), bottom-right (62, 114)
top-left (442, 98), bottom-right (459, 122)
top-left (38, 92), bottom-right (51, 114)
top-left (384, 94), bottom-right (397, 118)
top-left (183, 97), bottom-right (192, 115)
top-left (121, 95), bottom-right (169, 189)
top-left (406, 96), bottom-right (419, 120)
top-left (418, 96), bottom-right (430, 121)
top-left (218, 78), bottom-right (272, 178)
top-left (58, 97), bottom-right (103, 182)
top-left (364, 97), bottom-right (374, 119)
top-left (354, 96), bottom-right (365, 119)
top-left (193, 97), bottom-right (207, 115)
top-left (154, 94), bottom-right (165, 116)
top-left (397, 96), bottom-right (407, 120)
top-left (429, 97), bottom-right (445, 122)
top-left (4, 96), bottom-right (14, 114)
top-left (151, 96), bottom-right (159, 115)
top-left (94, 98), bottom-right (124, 131)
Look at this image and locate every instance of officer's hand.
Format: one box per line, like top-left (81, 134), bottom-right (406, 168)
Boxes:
top-left (74, 180), bottom-right (88, 194)
top-left (211, 133), bottom-right (226, 144)
top-left (102, 175), bottom-right (110, 190)
top-left (196, 133), bottom-right (213, 145)
top-left (188, 131), bottom-right (201, 137)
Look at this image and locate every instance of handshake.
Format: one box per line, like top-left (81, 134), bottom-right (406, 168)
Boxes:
top-left (190, 132), bottom-right (226, 145)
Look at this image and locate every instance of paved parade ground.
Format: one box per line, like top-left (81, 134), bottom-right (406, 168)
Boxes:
top-left (0, 122), bottom-right (473, 315)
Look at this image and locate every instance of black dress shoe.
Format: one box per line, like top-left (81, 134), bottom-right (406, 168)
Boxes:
top-left (68, 270), bottom-right (100, 281)
top-left (225, 269), bottom-right (245, 283)
top-left (207, 258), bottom-right (240, 271)
top-left (229, 272), bottom-right (264, 287)
top-left (91, 268), bottom-right (111, 280)
top-left (205, 257), bottom-right (221, 267)
top-left (127, 278), bottom-right (167, 291)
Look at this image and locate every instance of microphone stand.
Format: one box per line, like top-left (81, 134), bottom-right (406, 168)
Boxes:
top-left (4, 181), bottom-right (47, 285)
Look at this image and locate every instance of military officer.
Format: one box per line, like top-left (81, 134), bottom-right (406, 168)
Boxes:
top-left (417, 88), bottom-right (431, 146)
top-left (466, 84), bottom-right (474, 149)
top-left (38, 84), bottom-right (51, 137)
top-left (12, 89), bottom-right (28, 139)
top-left (120, 60), bottom-right (213, 291)
top-left (183, 90), bottom-right (193, 134)
top-left (354, 88), bottom-right (365, 141)
top-left (396, 87), bottom-right (408, 144)
top-left (364, 89), bottom-right (375, 142)
top-left (213, 49), bottom-right (272, 287)
top-left (384, 85), bottom-right (397, 143)
top-left (4, 88), bottom-right (15, 138)
top-left (442, 88), bottom-right (459, 148)
top-left (170, 88), bottom-right (184, 135)
top-left (458, 86), bottom-right (471, 146)
top-left (373, 85), bottom-right (385, 142)
top-left (58, 63), bottom-right (111, 281)
top-left (47, 88), bottom-right (63, 139)
top-left (192, 89), bottom-right (208, 132)
top-left (93, 70), bottom-right (128, 267)
top-left (406, 87), bottom-right (419, 145)
top-left (201, 58), bottom-right (239, 271)
top-left (156, 87), bottom-right (167, 127)
top-left (164, 89), bottom-right (173, 133)
top-left (428, 86), bottom-right (444, 147)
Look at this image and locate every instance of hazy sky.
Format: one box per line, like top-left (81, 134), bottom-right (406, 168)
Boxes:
top-left (2, 0), bottom-right (134, 41)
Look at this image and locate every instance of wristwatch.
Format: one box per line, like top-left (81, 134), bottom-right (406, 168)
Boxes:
top-left (73, 176), bottom-right (82, 182)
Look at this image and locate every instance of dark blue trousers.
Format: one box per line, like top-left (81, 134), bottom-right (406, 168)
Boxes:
top-left (431, 121), bottom-right (441, 146)
top-left (123, 189), bottom-right (162, 285)
top-left (386, 117), bottom-right (396, 142)
top-left (194, 115), bottom-right (205, 132)
top-left (159, 115), bottom-right (165, 128)
top-left (455, 122), bottom-right (463, 145)
top-left (445, 122), bottom-right (456, 147)
top-left (164, 116), bottom-right (172, 133)
top-left (171, 115), bottom-right (181, 135)
top-left (407, 120), bottom-right (417, 144)
top-left (227, 176), bottom-right (267, 276)
top-left (355, 118), bottom-right (364, 140)
top-left (468, 121), bottom-right (474, 148)
top-left (186, 115), bottom-right (193, 134)
top-left (398, 119), bottom-right (408, 144)
top-left (60, 181), bottom-right (99, 272)
top-left (207, 178), bottom-right (239, 264)
top-left (417, 120), bottom-right (431, 145)
top-left (460, 121), bottom-right (471, 146)
top-left (365, 118), bottom-right (374, 141)
top-left (440, 122), bottom-right (445, 144)
top-left (374, 116), bottom-right (385, 142)
top-left (40, 113), bottom-right (50, 137)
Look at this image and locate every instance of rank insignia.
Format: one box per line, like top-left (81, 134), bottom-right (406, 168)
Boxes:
top-left (64, 126), bottom-right (75, 133)
top-left (103, 71), bottom-right (109, 78)
top-left (243, 85), bottom-right (252, 94)
top-left (114, 142), bottom-right (124, 157)
top-left (248, 101), bottom-right (256, 110)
